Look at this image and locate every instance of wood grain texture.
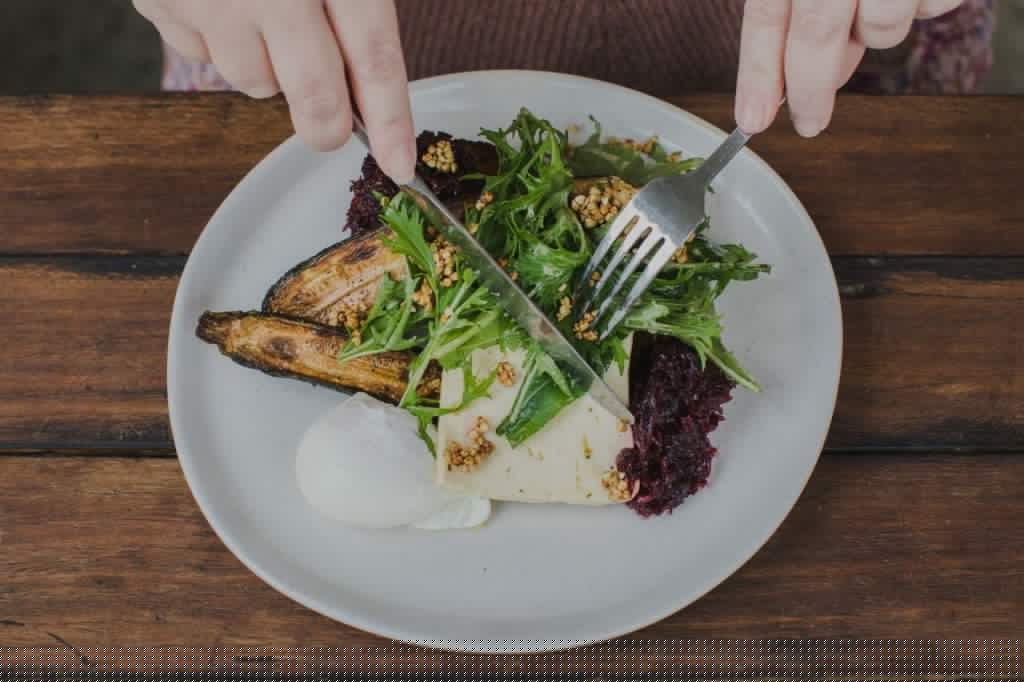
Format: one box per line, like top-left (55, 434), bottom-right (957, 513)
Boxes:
top-left (0, 95), bottom-right (1020, 257)
top-left (1, 257), bottom-right (179, 448)
top-left (1, 256), bottom-right (1020, 451)
top-left (1, 455), bottom-right (1021, 650)
top-left (0, 96), bottom-right (291, 256)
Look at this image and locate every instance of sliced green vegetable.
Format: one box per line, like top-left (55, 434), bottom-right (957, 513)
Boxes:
top-left (496, 343), bottom-right (582, 447)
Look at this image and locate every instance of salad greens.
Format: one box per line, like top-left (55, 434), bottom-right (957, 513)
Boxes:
top-left (568, 117), bottom-right (704, 186)
top-left (341, 108), bottom-right (769, 452)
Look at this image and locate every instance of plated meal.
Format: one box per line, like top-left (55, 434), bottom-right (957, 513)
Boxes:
top-left (195, 108), bottom-right (769, 529)
top-left (168, 70), bottom-right (839, 648)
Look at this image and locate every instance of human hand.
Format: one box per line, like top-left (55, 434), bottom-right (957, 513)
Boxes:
top-left (735, 0), bottom-right (964, 137)
top-left (134, 0), bottom-right (416, 182)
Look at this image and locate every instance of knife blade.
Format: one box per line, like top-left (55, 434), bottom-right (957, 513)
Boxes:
top-left (349, 118), bottom-right (633, 424)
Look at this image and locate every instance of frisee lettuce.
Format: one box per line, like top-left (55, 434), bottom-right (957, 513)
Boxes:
top-left (568, 117), bottom-right (704, 186)
top-left (341, 109), bottom-right (769, 452)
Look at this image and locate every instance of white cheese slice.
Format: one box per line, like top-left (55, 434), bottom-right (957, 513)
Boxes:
top-left (435, 337), bottom-right (633, 505)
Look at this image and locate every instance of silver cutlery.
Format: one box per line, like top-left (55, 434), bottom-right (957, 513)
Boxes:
top-left (574, 125), bottom-right (754, 340)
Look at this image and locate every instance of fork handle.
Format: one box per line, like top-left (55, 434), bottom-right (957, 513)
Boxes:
top-left (691, 126), bottom-right (751, 186)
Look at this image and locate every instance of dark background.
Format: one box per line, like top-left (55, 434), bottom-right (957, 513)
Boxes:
top-left (1, 0), bottom-right (1022, 95)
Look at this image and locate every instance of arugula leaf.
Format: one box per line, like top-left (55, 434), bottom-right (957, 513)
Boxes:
top-left (338, 275), bottom-right (426, 363)
top-left (380, 193), bottom-right (438, 291)
top-left (568, 117), bottom-right (702, 186)
top-left (512, 234), bottom-right (587, 310)
top-left (406, 365), bottom-right (500, 454)
top-left (399, 260), bottom-right (510, 408)
top-left (407, 365), bottom-right (499, 421)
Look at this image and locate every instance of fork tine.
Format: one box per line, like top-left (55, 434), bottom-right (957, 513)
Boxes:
top-left (574, 207), bottom-right (640, 313)
top-left (591, 232), bottom-right (666, 327)
top-left (598, 240), bottom-right (677, 340)
top-left (583, 224), bottom-right (653, 315)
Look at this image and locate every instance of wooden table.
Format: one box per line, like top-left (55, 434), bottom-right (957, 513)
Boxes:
top-left (1, 94), bottom-right (1022, 672)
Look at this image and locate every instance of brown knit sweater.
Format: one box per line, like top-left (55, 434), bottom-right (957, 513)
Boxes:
top-left (395, 0), bottom-right (746, 95)
top-left (162, 1), bottom-right (993, 96)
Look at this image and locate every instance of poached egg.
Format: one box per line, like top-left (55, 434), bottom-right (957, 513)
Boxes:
top-left (296, 392), bottom-right (490, 530)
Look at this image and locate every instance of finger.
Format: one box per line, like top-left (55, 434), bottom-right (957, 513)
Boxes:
top-left (840, 38), bottom-right (867, 87)
top-left (205, 27), bottom-right (279, 98)
top-left (262, 1), bottom-right (353, 151)
top-left (854, 0), bottom-right (917, 49)
top-left (328, 0), bottom-right (415, 183)
top-left (133, 0), bottom-right (210, 62)
top-left (735, 0), bottom-right (791, 134)
top-left (785, 0), bottom-right (858, 137)
top-left (155, 22), bottom-right (211, 63)
top-left (917, 0), bottom-right (964, 19)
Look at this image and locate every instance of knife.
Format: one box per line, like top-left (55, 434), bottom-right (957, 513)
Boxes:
top-left (349, 116), bottom-right (633, 424)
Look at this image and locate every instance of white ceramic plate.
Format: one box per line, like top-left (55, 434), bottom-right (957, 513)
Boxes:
top-left (168, 71), bottom-right (842, 652)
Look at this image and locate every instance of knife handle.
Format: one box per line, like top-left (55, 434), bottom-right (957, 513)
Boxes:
top-left (350, 112), bottom-right (373, 153)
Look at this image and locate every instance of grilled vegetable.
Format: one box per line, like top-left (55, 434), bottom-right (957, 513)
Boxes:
top-left (196, 311), bottom-right (439, 403)
top-left (262, 229), bottom-right (407, 327)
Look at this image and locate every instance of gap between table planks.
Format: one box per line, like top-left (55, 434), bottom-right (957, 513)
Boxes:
top-left (1, 454), bottom-right (1021, 648)
top-left (0, 95), bottom-right (1021, 257)
top-left (0, 255), bottom-right (1020, 452)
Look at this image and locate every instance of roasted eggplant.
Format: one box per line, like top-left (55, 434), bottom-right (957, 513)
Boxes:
top-left (262, 228), bottom-right (407, 327)
top-left (269, 137), bottom-right (500, 326)
top-left (196, 311), bottom-right (439, 403)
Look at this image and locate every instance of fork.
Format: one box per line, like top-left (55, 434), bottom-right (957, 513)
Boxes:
top-left (574, 125), bottom-right (754, 340)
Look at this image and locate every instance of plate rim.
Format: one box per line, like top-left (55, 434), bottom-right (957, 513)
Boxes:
top-left (167, 69), bottom-right (843, 653)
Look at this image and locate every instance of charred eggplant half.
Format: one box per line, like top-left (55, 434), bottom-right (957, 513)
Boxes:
top-left (196, 311), bottom-right (439, 404)
top-left (262, 228), bottom-right (407, 327)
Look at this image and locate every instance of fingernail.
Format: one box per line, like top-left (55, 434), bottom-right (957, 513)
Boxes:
top-left (736, 97), bottom-right (767, 134)
top-left (793, 115), bottom-right (825, 138)
top-left (245, 85), bottom-right (280, 100)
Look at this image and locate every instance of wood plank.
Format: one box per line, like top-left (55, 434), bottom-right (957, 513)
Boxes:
top-left (684, 96), bottom-right (1024, 257)
top-left (1, 454), bottom-right (1021, 652)
top-left (832, 257), bottom-right (1024, 451)
top-left (0, 95), bottom-right (291, 256)
top-left (1, 256), bottom-right (1021, 452)
top-left (1, 257), bottom-right (180, 448)
top-left (0, 95), bottom-right (1021, 257)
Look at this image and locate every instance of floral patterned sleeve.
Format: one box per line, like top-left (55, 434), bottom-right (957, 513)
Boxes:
top-left (905, 0), bottom-right (996, 94)
top-left (853, 0), bottom-right (996, 94)
top-left (160, 0), bottom-right (996, 96)
top-left (161, 45), bottom-right (232, 92)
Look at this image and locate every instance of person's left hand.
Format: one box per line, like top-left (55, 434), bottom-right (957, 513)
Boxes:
top-left (735, 0), bottom-right (964, 137)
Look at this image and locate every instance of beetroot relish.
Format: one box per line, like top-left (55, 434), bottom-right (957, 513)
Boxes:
top-left (617, 334), bottom-right (735, 517)
top-left (346, 155), bottom-right (398, 237)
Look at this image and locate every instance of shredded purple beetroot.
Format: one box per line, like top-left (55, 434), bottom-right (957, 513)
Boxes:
top-left (346, 155), bottom-right (399, 237)
top-left (617, 334), bottom-right (736, 517)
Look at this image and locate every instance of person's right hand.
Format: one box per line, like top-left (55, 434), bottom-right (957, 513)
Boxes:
top-left (134, 0), bottom-right (417, 183)
top-left (735, 0), bottom-right (963, 138)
